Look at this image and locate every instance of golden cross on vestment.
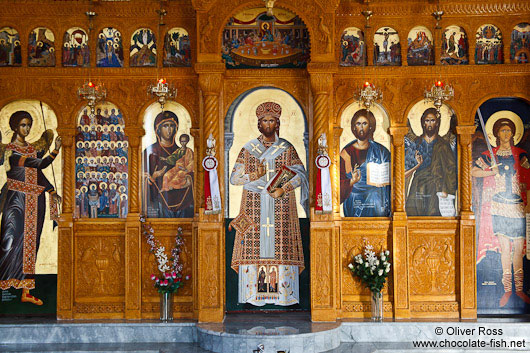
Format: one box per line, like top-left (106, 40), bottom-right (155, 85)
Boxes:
top-left (262, 217), bottom-right (274, 237)
top-left (250, 142), bottom-right (263, 154)
top-left (270, 142), bottom-right (286, 155)
top-left (265, 163), bottom-right (276, 182)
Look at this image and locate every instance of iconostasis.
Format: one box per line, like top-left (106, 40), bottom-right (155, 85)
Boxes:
top-left (0, 0), bottom-right (528, 322)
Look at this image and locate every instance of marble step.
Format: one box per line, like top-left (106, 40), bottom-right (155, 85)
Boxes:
top-left (197, 321), bottom-right (342, 353)
top-left (0, 319), bottom-right (197, 344)
top-left (341, 321), bottom-right (530, 343)
top-left (0, 342), bottom-right (210, 353)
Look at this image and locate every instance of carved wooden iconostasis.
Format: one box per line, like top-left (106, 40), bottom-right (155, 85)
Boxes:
top-left (0, 0), bottom-right (528, 322)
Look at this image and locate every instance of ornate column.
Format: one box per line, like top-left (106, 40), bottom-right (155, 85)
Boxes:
top-left (56, 128), bottom-right (75, 319)
top-left (365, 26), bottom-right (374, 67)
top-left (434, 27), bottom-right (442, 66)
top-left (400, 26), bottom-right (408, 67)
top-left (332, 126), bottom-right (343, 217)
top-left (308, 63), bottom-right (338, 321)
top-left (195, 62), bottom-right (225, 322)
top-left (123, 127), bottom-right (145, 319)
top-left (456, 125), bottom-right (477, 319)
top-left (501, 24), bottom-right (511, 64)
top-left (469, 32), bottom-right (477, 65)
top-left (390, 126), bottom-right (410, 319)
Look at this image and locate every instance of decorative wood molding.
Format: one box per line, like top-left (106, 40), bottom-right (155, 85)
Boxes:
top-left (411, 302), bottom-right (459, 312)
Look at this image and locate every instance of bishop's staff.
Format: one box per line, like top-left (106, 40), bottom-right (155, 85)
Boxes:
top-left (39, 102), bottom-right (62, 215)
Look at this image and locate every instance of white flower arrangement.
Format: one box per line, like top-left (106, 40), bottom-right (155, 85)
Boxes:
top-left (348, 245), bottom-right (391, 294)
top-left (140, 214), bottom-right (190, 293)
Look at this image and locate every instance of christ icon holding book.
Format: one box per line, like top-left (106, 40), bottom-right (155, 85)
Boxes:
top-left (340, 109), bottom-right (391, 217)
top-left (229, 101), bottom-right (308, 306)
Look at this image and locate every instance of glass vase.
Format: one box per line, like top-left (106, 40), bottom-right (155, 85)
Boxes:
top-left (370, 291), bottom-right (383, 322)
top-left (160, 291), bottom-right (174, 321)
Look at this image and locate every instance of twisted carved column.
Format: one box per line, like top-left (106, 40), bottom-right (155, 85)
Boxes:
top-left (390, 125), bottom-right (410, 318)
top-left (197, 66), bottom-right (223, 214)
top-left (456, 126), bottom-right (475, 213)
top-left (125, 128), bottom-right (144, 214)
top-left (56, 128), bottom-right (75, 319)
top-left (332, 126), bottom-right (343, 217)
top-left (123, 126), bottom-right (144, 319)
top-left (390, 126), bottom-right (408, 213)
top-left (308, 65), bottom-right (336, 215)
top-left (309, 72), bottom-right (333, 149)
top-left (195, 63), bottom-right (225, 322)
top-left (57, 129), bottom-right (75, 214)
top-left (456, 125), bottom-right (477, 318)
top-left (308, 64), bottom-right (337, 321)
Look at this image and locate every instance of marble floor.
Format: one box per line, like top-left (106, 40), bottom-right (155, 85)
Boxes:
top-left (2, 314), bottom-right (530, 353)
top-left (0, 342), bottom-right (524, 353)
top-left (0, 342), bottom-right (210, 352)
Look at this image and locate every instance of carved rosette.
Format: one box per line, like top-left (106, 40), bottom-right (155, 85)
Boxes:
top-left (390, 127), bottom-right (408, 212)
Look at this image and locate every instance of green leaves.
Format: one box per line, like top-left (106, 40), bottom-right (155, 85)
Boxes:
top-left (348, 246), bottom-right (391, 295)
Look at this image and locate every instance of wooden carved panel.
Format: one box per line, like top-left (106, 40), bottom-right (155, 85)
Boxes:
top-left (312, 228), bottom-right (333, 308)
top-left (461, 223), bottom-right (476, 310)
top-left (199, 228), bottom-right (221, 309)
top-left (409, 233), bottom-right (456, 296)
top-left (57, 226), bottom-right (73, 313)
top-left (341, 221), bottom-right (391, 297)
top-left (75, 236), bottom-right (125, 298)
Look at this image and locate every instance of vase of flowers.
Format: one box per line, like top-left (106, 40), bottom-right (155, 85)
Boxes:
top-left (160, 291), bottom-right (173, 321)
top-left (371, 290), bottom-right (383, 322)
top-left (141, 215), bottom-right (190, 321)
top-left (348, 244), bottom-right (391, 322)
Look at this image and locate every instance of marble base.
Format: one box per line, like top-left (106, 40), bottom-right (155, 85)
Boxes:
top-left (1, 316), bottom-right (530, 353)
top-left (0, 320), bottom-right (196, 344)
top-left (341, 321), bottom-right (530, 343)
top-left (197, 313), bottom-right (341, 353)
top-left (0, 342), bottom-right (210, 353)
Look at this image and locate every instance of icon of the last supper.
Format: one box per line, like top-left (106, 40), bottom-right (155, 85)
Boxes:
top-left (222, 7), bottom-right (310, 69)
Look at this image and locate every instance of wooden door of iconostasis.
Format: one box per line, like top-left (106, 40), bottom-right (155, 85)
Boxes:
top-left (224, 87), bottom-right (310, 312)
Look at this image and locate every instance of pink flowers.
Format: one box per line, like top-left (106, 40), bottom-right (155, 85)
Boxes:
top-left (150, 274), bottom-right (156, 280)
